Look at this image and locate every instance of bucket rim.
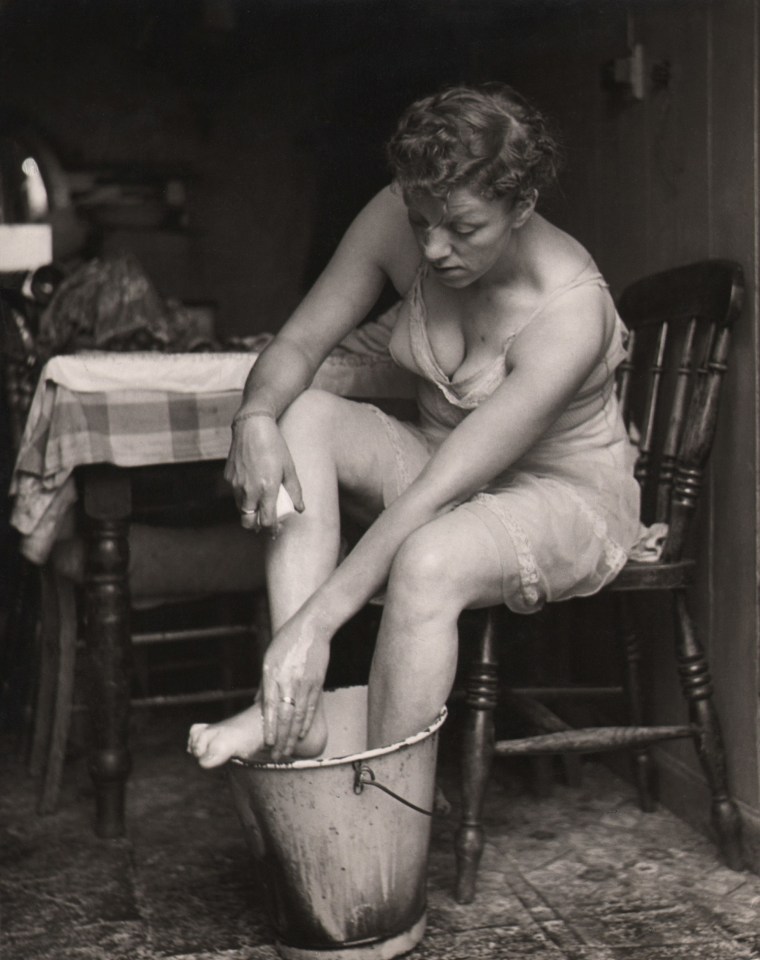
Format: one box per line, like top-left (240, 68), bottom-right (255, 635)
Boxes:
top-left (229, 701), bottom-right (447, 771)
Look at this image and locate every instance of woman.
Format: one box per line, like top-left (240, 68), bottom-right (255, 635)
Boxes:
top-left (188, 83), bottom-right (640, 767)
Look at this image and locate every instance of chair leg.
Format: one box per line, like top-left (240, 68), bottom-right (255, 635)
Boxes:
top-left (2, 556), bottom-right (40, 753)
top-left (673, 590), bottom-right (744, 870)
top-left (28, 567), bottom-right (60, 777)
top-left (38, 575), bottom-right (78, 814)
top-left (615, 593), bottom-right (657, 812)
top-left (455, 608), bottom-right (499, 904)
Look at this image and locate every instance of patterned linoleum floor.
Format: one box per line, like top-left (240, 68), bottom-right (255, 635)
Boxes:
top-left (2, 707), bottom-right (760, 960)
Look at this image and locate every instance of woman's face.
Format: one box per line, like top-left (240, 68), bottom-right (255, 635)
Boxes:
top-left (405, 187), bottom-right (533, 288)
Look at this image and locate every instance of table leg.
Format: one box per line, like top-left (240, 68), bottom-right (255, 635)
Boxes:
top-left (83, 466), bottom-right (132, 838)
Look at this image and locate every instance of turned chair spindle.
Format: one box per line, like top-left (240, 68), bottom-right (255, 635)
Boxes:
top-left (454, 259), bottom-right (745, 904)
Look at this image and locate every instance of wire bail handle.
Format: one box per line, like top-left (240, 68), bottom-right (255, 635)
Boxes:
top-left (352, 760), bottom-right (434, 817)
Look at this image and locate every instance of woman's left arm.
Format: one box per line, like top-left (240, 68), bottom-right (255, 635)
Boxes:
top-left (264, 287), bottom-right (612, 755)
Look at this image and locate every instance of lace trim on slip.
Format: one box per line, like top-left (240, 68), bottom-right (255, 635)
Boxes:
top-left (366, 404), bottom-right (413, 499)
top-left (471, 492), bottom-right (542, 608)
top-left (559, 483), bottom-right (628, 574)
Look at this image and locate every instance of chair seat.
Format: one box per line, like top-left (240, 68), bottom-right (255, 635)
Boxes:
top-left (374, 556), bottom-right (697, 609)
top-left (604, 558), bottom-right (696, 592)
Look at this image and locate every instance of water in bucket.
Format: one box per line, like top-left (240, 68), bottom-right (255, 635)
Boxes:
top-left (227, 685), bottom-right (447, 960)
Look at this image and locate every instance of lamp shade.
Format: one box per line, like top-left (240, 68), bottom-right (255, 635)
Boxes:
top-left (0, 223), bottom-right (53, 272)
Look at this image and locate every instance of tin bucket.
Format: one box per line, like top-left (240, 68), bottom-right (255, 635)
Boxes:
top-left (227, 685), bottom-right (447, 960)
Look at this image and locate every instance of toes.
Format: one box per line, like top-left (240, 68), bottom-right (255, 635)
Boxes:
top-left (197, 739), bottom-right (228, 769)
top-left (189, 727), bottom-right (227, 768)
top-left (187, 724), bottom-right (211, 758)
top-left (197, 752), bottom-right (220, 769)
top-left (189, 723), bottom-right (209, 739)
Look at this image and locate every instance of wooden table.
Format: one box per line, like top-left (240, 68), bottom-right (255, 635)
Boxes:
top-left (10, 350), bottom-right (415, 836)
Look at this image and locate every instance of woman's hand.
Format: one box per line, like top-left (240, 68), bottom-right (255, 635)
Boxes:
top-left (224, 413), bottom-right (304, 532)
top-left (261, 610), bottom-right (331, 760)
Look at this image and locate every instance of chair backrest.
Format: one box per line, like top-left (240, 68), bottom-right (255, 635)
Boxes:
top-left (616, 259), bottom-right (744, 562)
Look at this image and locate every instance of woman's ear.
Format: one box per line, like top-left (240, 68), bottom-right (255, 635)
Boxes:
top-left (513, 189), bottom-right (538, 228)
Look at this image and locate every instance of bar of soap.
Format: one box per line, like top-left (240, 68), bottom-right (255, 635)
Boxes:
top-left (274, 485), bottom-right (296, 519)
top-left (250, 486), bottom-right (296, 524)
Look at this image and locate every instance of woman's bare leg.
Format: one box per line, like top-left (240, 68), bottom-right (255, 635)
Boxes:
top-left (367, 507), bottom-right (511, 749)
top-left (189, 391), bottom-right (403, 767)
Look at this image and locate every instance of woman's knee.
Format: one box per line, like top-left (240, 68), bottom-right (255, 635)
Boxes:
top-left (387, 511), bottom-right (510, 614)
top-left (280, 389), bottom-right (338, 435)
top-left (386, 525), bottom-right (466, 615)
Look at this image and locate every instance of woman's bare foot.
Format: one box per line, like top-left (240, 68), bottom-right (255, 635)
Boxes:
top-left (187, 700), bottom-right (328, 769)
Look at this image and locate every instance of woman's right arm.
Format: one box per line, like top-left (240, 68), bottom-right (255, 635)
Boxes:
top-left (225, 185), bottom-right (413, 529)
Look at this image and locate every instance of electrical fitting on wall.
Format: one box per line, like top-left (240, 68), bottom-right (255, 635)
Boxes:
top-left (601, 42), bottom-right (645, 102)
top-left (615, 43), bottom-right (645, 100)
top-left (601, 10), bottom-right (649, 105)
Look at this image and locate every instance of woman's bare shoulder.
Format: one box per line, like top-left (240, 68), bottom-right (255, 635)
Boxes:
top-left (530, 216), bottom-right (597, 285)
top-left (510, 278), bottom-right (613, 378)
top-left (351, 186), bottom-right (421, 294)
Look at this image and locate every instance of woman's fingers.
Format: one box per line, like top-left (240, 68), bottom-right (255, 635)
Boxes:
top-left (224, 419), bottom-right (304, 533)
top-left (239, 508), bottom-right (260, 532)
top-left (225, 415), bottom-right (291, 531)
top-left (228, 470), bottom-right (260, 531)
top-left (299, 687), bottom-right (319, 740)
top-left (261, 669), bottom-right (276, 747)
top-left (283, 700), bottom-right (308, 757)
top-left (231, 480), bottom-right (279, 533)
top-left (272, 692), bottom-right (298, 760)
top-left (256, 487), bottom-right (279, 531)
top-left (282, 455), bottom-right (305, 514)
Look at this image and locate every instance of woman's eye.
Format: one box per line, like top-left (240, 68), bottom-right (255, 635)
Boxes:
top-left (453, 226), bottom-right (476, 236)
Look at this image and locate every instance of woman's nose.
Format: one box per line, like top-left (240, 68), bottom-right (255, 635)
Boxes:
top-left (422, 228), bottom-right (451, 262)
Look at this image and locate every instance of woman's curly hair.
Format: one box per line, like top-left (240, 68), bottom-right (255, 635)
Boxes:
top-left (386, 83), bottom-right (563, 203)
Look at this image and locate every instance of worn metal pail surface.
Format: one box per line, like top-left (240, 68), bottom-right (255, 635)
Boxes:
top-left (227, 685), bottom-right (447, 960)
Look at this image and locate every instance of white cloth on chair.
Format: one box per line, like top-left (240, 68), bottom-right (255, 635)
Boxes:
top-left (627, 522), bottom-right (669, 563)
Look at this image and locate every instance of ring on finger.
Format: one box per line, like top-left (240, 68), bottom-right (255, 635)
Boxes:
top-left (240, 507), bottom-right (258, 516)
top-left (279, 696), bottom-right (296, 707)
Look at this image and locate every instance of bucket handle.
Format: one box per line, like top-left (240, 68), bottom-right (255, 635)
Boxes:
top-left (352, 761), bottom-right (434, 817)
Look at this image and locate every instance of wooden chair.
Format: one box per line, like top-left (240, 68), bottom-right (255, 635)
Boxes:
top-left (1, 273), bottom-right (55, 739)
top-left (1, 275), bottom-right (269, 813)
top-left (454, 259), bottom-right (746, 903)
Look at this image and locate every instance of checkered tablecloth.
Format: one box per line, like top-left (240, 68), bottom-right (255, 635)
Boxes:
top-left (10, 350), bottom-right (416, 563)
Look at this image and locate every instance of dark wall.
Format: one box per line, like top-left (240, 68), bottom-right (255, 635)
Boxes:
top-left (0, 0), bottom-right (595, 336)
